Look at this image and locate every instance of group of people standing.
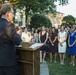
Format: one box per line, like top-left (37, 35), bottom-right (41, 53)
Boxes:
top-left (17, 25), bottom-right (76, 66)
top-left (0, 3), bottom-right (76, 75)
top-left (39, 25), bottom-right (76, 66)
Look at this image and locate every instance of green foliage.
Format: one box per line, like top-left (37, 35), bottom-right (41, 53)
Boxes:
top-left (75, 18), bottom-right (76, 25)
top-left (16, 0), bottom-right (69, 25)
top-left (54, 0), bottom-right (69, 5)
top-left (17, 0), bottom-right (69, 15)
top-left (62, 15), bottom-right (75, 27)
top-left (30, 14), bottom-right (52, 28)
top-left (45, 53), bottom-right (76, 75)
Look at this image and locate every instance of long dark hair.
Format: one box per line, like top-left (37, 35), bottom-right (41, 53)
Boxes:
top-left (40, 26), bottom-right (45, 36)
top-left (52, 27), bottom-right (55, 32)
top-left (49, 28), bottom-right (52, 37)
top-left (0, 14), bottom-right (1, 18)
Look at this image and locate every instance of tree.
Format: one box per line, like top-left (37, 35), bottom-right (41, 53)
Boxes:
top-left (30, 14), bottom-right (52, 28)
top-left (62, 15), bottom-right (75, 27)
top-left (75, 18), bottom-right (76, 25)
top-left (16, 0), bottom-right (69, 24)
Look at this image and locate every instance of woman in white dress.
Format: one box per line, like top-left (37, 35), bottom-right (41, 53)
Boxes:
top-left (58, 26), bottom-right (67, 64)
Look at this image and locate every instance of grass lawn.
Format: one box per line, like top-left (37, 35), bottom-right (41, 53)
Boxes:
top-left (45, 53), bottom-right (76, 75)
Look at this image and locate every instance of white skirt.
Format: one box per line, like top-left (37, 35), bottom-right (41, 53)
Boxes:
top-left (58, 42), bottom-right (66, 53)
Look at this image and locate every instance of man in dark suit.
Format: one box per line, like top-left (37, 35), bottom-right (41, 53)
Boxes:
top-left (0, 4), bottom-right (22, 75)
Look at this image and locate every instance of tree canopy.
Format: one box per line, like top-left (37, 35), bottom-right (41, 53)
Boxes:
top-left (14, 0), bottom-right (69, 25)
top-left (30, 14), bottom-right (52, 28)
top-left (17, 0), bottom-right (69, 17)
top-left (62, 15), bottom-right (75, 27)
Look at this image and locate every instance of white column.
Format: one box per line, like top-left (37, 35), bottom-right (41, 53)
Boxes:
top-left (22, 11), bottom-right (26, 27)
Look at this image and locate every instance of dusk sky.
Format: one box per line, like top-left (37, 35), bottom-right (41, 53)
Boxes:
top-left (55, 0), bottom-right (76, 18)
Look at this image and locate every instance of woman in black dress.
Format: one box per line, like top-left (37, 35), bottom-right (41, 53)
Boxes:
top-left (49, 27), bottom-right (58, 63)
top-left (39, 26), bottom-right (48, 62)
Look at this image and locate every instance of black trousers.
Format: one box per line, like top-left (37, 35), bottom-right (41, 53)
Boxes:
top-left (0, 65), bottom-right (20, 75)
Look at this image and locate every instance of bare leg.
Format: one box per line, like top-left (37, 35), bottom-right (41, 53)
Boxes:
top-left (50, 52), bottom-right (52, 63)
top-left (40, 51), bottom-right (42, 62)
top-left (54, 53), bottom-right (57, 63)
top-left (62, 53), bottom-right (65, 64)
top-left (59, 53), bottom-right (62, 64)
top-left (70, 55), bottom-right (73, 65)
top-left (72, 55), bottom-right (75, 66)
top-left (64, 53), bottom-right (66, 59)
top-left (43, 51), bottom-right (46, 62)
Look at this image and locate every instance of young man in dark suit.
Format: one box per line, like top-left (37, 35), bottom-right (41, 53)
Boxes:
top-left (0, 4), bottom-right (22, 75)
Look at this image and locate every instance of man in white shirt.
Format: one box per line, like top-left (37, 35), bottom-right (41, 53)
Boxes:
top-left (21, 27), bottom-right (31, 42)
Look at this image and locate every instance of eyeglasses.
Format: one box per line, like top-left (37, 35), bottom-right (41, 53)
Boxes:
top-left (11, 11), bottom-right (14, 15)
top-left (9, 10), bottom-right (14, 15)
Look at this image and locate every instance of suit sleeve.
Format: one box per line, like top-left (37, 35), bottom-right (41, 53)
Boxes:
top-left (6, 23), bottom-right (22, 45)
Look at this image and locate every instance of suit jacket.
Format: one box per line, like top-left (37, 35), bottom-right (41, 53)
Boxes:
top-left (0, 18), bottom-right (22, 66)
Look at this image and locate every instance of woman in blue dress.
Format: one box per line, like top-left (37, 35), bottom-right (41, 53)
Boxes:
top-left (39, 26), bottom-right (48, 62)
top-left (34, 29), bottom-right (39, 43)
top-left (68, 26), bottom-right (76, 66)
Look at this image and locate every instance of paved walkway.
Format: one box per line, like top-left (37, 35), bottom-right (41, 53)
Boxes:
top-left (40, 61), bottom-right (49, 75)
